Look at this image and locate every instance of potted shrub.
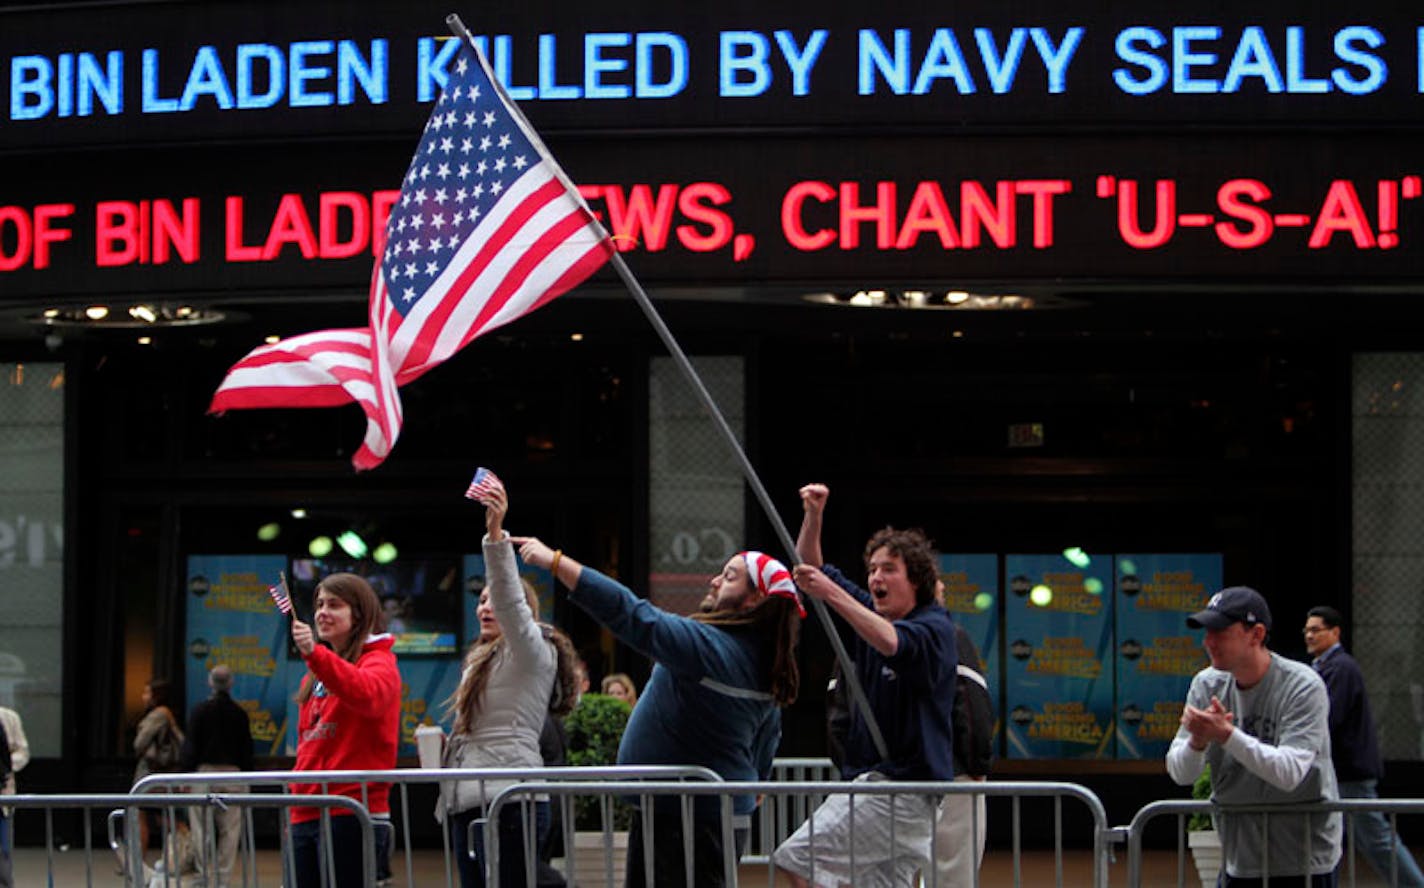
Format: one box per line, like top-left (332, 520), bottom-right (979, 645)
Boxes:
top-left (564, 692), bottom-right (634, 885)
top-left (1186, 764), bottom-right (1222, 888)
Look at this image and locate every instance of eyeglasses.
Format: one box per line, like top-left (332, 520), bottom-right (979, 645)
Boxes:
top-left (1302, 626), bottom-right (1331, 635)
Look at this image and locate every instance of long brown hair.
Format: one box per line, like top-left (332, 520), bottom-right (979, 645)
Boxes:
top-left (446, 582), bottom-right (581, 735)
top-left (694, 596), bottom-right (802, 706)
top-left (296, 572), bottom-right (383, 704)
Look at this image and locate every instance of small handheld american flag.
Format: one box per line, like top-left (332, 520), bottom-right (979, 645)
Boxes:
top-left (465, 467), bottom-right (503, 503)
top-left (268, 572), bottom-right (294, 615)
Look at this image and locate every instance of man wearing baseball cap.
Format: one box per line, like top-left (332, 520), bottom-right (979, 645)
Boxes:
top-left (1167, 586), bottom-right (1343, 886)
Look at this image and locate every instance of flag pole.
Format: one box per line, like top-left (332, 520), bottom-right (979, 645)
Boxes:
top-left (604, 250), bottom-right (890, 760)
top-left (445, 14), bottom-right (889, 762)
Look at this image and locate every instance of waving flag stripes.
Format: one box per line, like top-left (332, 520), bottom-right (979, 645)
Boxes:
top-left (465, 466), bottom-right (503, 503)
top-left (210, 36), bottom-right (612, 470)
top-left (269, 572), bottom-right (294, 615)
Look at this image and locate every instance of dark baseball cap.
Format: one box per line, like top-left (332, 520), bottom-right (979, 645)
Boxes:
top-left (1187, 586), bottom-right (1272, 632)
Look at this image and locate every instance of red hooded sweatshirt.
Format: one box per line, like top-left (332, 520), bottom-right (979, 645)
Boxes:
top-left (290, 633), bottom-right (400, 823)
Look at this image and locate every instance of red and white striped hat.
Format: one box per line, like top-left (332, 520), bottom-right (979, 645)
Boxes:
top-left (740, 550), bottom-right (805, 617)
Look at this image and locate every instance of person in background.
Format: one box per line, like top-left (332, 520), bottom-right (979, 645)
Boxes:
top-left (0, 705), bottom-right (27, 858)
top-left (181, 664), bottom-right (253, 888)
top-left (132, 678), bottom-right (184, 862)
top-left (1304, 605), bottom-right (1424, 887)
top-left (600, 672), bottom-right (638, 709)
top-left (0, 715), bottom-right (11, 888)
top-left (288, 573), bottom-right (401, 888)
top-left (515, 535), bottom-right (803, 888)
top-left (536, 702), bottom-right (577, 887)
top-left (1168, 587), bottom-right (1341, 887)
top-left (440, 476), bottom-right (580, 888)
top-left (934, 619), bottom-right (993, 887)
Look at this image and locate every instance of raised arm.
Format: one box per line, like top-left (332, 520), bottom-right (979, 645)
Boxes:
top-left (793, 563), bottom-right (900, 656)
top-left (479, 480), bottom-right (550, 665)
top-left (514, 536), bottom-right (585, 590)
top-left (516, 536), bottom-right (752, 681)
top-left (796, 483), bottom-right (828, 567)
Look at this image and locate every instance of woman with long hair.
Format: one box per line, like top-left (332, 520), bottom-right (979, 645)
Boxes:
top-left (514, 539), bottom-right (803, 888)
top-left (442, 476), bottom-right (579, 888)
top-left (130, 677), bottom-right (183, 863)
top-left (287, 571), bottom-right (400, 887)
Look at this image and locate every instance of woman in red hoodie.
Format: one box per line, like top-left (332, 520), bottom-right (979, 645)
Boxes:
top-left (288, 572), bottom-right (400, 887)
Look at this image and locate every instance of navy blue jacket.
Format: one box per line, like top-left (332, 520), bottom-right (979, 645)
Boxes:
top-left (1314, 644), bottom-right (1383, 782)
top-left (822, 563), bottom-right (958, 781)
top-left (569, 567), bottom-right (782, 816)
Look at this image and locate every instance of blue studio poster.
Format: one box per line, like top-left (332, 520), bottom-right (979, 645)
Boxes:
top-left (937, 553), bottom-right (1000, 709)
top-left (184, 555), bottom-right (292, 756)
top-left (1114, 553), bottom-right (1220, 760)
top-left (1003, 552), bottom-right (1115, 759)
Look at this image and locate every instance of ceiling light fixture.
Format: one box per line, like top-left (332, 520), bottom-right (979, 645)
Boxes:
top-left (803, 289), bottom-right (1048, 310)
top-left (27, 304), bottom-right (227, 329)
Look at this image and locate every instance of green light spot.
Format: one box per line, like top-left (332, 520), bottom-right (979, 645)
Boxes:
top-left (1120, 559), bottom-right (1138, 575)
top-left (308, 536), bottom-right (334, 557)
top-left (256, 522), bottom-right (280, 542)
top-left (372, 542), bottom-right (398, 564)
top-left (1030, 585), bottom-right (1053, 606)
top-left (1083, 577), bottom-right (1104, 595)
top-left (1063, 547), bottom-right (1091, 568)
top-left (973, 592), bottom-right (994, 612)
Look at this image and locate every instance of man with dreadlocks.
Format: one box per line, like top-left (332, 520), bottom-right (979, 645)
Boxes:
top-left (514, 536), bottom-right (804, 888)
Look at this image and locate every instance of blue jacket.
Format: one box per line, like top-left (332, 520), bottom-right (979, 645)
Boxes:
top-left (1314, 644), bottom-right (1383, 782)
top-left (822, 563), bottom-right (958, 781)
top-left (569, 568), bottom-right (782, 816)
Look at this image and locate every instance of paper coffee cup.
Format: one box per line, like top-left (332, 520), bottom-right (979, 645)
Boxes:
top-left (414, 723), bottom-right (444, 769)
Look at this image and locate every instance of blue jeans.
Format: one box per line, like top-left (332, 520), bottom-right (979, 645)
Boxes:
top-left (0, 814), bottom-right (11, 888)
top-left (288, 816), bottom-right (370, 887)
top-left (1339, 779), bottom-right (1424, 888)
top-left (450, 802), bottom-right (551, 888)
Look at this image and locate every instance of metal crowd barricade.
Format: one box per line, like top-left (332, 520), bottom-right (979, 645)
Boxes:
top-left (488, 778), bottom-right (1114, 888)
top-left (743, 757), bottom-right (838, 866)
top-left (134, 764), bottom-right (721, 887)
top-left (1123, 797), bottom-right (1424, 887)
top-left (5, 791), bottom-right (371, 888)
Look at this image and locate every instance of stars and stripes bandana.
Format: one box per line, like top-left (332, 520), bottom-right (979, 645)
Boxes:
top-left (741, 550), bottom-right (805, 616)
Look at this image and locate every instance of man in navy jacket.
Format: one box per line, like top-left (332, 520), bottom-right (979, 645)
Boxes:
top-left (1306, 606), bottom-right (1424, 887)
top-left (774, 483), bottom-right (957, 887)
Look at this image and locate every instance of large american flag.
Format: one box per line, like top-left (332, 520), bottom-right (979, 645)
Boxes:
top-left (210, 37), bottom-right (613, 470)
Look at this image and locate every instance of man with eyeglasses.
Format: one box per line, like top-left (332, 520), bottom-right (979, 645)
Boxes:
top-left (1168, 586), bottom-right (1342, 887)
top-left (1305, 606), bottom-right (1424, 887)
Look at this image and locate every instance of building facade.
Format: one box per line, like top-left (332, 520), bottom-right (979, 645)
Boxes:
top-left (2, 0), bottom-right (1422, 815)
